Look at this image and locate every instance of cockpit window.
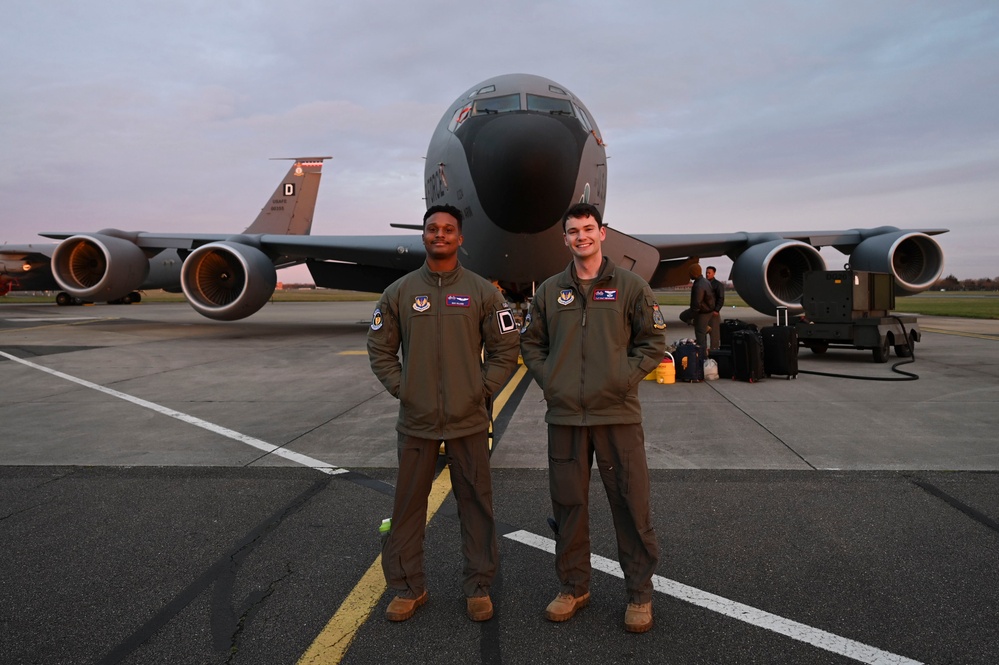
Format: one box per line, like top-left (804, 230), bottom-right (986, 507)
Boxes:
top-left (573, 103), bottom-right (592, 132)
top-left (526, 94), bottom-right (574, 116)
top-left (472, 94), bottom-right (521, 115)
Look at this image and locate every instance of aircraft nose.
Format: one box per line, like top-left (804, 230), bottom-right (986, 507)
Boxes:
top-left (457, 113), bottom-right (587, 234)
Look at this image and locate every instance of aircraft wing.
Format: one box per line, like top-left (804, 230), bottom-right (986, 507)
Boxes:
top-left (629, 226), bottom-right (949, 313)
top-left (633, 227), bottom-right (949, 261)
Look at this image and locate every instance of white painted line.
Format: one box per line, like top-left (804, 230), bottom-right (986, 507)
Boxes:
top-left (0, 350), bottom-right (347, 476)
top-left (505, 530), bottom-right (922, 665)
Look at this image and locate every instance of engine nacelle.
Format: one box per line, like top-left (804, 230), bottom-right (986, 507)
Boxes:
top-left (181, 241), bottom-right (276, 321)
top-left (849, 231), bottom-right (944, 296)
top-left (50, 233), bottom-right (149, 302)
top-left (731, 239), bottom-right (826, 316)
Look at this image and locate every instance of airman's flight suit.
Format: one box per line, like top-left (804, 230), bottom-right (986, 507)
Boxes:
top-left (520, 257), bottom-right (666, 605)
top-left (368, 261), bottom-right (519, 600)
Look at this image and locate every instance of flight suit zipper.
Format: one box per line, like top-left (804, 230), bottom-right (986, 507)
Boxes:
top-left (437, 274), bottom-right (445, 439)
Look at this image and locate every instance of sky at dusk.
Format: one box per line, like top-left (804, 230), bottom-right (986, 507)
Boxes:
top-left (2, 1), bottom-right (997, 281)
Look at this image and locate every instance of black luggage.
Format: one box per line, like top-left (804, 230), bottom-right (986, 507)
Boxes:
top-left (720, 319), bottom-right (759, 348)
top-left (674, 342), bottom-right (703, 382)
top-left (710, 347), bottom-right (733, 379)
top-left (731, 329), bottom-right (765, 383)
top-left (762, 325), bottom-right (798, 378)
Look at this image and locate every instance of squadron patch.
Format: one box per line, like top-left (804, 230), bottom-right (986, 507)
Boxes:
top-left (652, 303), bottom-right (667, 330)
top-left (520, 311), bottom-right (532, 334)
top-left (370, 307), bottom-right (383, 331)
top-left (412, 295), bottom-right (431, 312)
top-left (557, 289), bottom-right (575, 306)
top-left (593, 289), bottom-right (617, 301)
top-left (446, 294), bottom-right (471, 307)
top-left (497, 308), bottom-right (517, 334)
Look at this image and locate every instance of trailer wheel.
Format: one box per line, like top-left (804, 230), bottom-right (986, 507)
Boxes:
top-left (807, 342), bottom-right (828, 355)
top-left (894, 330), bottom-right (916, 358)
top-left (873, 335), bottom-right (891, 363)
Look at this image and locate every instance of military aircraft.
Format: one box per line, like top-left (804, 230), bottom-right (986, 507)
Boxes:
top-left (39, 73), bottom-right (946, 320)
top-left (5, 157), bottom-right (328, 307)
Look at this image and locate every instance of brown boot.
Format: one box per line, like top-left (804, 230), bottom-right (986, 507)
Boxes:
top-left (385, 590), bottom-right (428, 621)
top-left (466, 595), bottom-right (494, 621)
top-left (624, 602), bottom-right (653, 633)
top-left (545, 592), bottom-right (590, 622)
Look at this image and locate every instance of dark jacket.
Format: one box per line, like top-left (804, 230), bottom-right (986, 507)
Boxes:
top-left (708, 277), bottom-right (725, 313)
top-left (367, 262), bottom-right (520, 439)
top-left (690, 276), bottom-right (715, 314)
top-left (520, 257), bottom-right (666, 426)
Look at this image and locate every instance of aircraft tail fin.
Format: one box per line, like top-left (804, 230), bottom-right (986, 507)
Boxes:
top-left (243, 157), bottom-right (331, 235)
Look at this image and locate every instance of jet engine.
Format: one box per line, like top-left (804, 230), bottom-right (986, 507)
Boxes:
top-left (730, 239), bottom-right (826, 316)
top-left (848, 231), bottom-right (944, 296)
top-left (180, 241), bottom-right (276, 321)
top-left (50, 232), bottom-right (149, 302)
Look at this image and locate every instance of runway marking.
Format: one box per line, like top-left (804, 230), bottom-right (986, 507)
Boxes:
top-left (297, 367), bottom-right (530, 664)
top-left (505, 529), bottom-right (922, 665)
top-left (2, 316), bottom-right (104, 322)
top-left (337, 350), bottom-right (368, 356)
top-left (921, 327), bottom-right (998, 341)
top-left (0, 350), bottom-right (347, 476)
top-left (297, 467), bottom-right (454, 665)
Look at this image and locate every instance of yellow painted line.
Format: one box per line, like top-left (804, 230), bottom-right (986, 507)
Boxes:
top-left (337, 350), bottom-right (368, 356)
top-left (296, 366), bottom-right (531, 664)
top-left (494, 364), bottom-right (527, 409)
top-left (297, 467), bottom-right (454, 665)
top-left (921, 327), bottom-right (998, 341)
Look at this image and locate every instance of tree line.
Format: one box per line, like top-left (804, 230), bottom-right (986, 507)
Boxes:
top-left (933, 275), bottom-right (998, 291)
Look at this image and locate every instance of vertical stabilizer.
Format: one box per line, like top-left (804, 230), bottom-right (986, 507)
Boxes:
top-left (243, 157), bottom-right (331, 235)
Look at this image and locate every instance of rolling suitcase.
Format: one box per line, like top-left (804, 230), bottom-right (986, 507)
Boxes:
top-left (762, 306), bottom-right (798, 379)
top-left (762, 325), bottom-right (798, 378)
top-left (674, 342), bottom-right (704, 382)
top-left (731, 329), bottom-right (765, 383)
top-left (720, 319), bottom-right (759, 348)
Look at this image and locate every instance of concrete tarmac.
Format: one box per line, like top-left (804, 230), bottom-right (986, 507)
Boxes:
top-left (1, 300), bottom-right (997, 664)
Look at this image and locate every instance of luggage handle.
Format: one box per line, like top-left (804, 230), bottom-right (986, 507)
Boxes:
top-left (776, 306), bottom-right (789, 327)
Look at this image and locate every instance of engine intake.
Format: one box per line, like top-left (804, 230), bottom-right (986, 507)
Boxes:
top-left (181, 241), bottom-right (276, 321)
top-left (731, 240), bottom-right (826, 316)
top-left (51, 233), bottom-right (149, 302)
top-left (848, 231), bottom-right (944, 296)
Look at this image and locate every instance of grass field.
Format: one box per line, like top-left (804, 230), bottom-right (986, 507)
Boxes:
top-left (4, 289), bottom-right (997, 319)
top-left (651, 291), bottom-right (999, 320)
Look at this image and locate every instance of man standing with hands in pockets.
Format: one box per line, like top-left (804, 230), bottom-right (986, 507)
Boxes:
top-left (368, 204), bottom-right (519, 623)
top-left (520, 203), bottom-right (666, 633)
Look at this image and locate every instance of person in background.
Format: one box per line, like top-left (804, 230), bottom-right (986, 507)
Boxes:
top-left (679, 263), bottom-right (715, 350)
top-left (706, 265), bottom-right (725, 351)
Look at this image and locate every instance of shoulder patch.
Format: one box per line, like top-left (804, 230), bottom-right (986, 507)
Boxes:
top-left (520, 311), bottom-right (532, 334)
top-left (497, 308), bottom-right (517, 334)
top-left (370, 307), bottom-right (383, 331)
top-left (652, 303), bottom-right (667, 330)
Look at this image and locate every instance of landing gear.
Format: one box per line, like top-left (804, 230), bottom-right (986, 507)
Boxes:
top-left (55, 292), bottom-right (84, 306)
